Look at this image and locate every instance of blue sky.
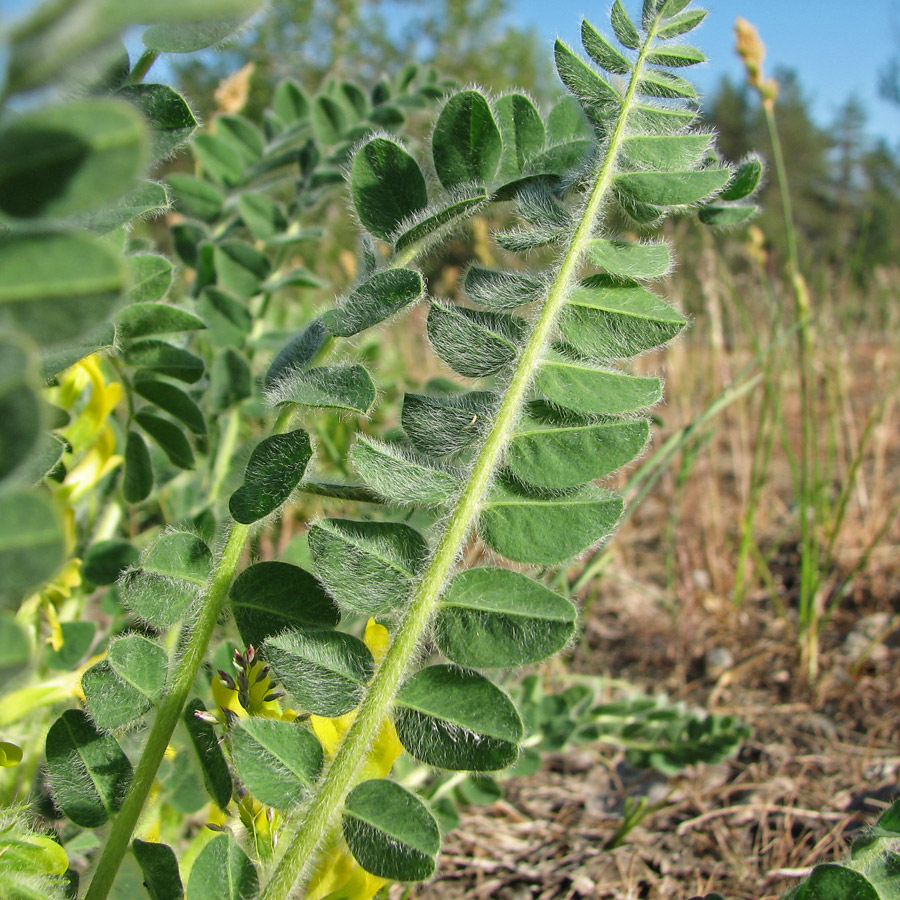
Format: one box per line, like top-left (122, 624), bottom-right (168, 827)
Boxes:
top-left (2, 0), bottom-right (898, 145)
top-left (520, 0), bottom-right (900, 145)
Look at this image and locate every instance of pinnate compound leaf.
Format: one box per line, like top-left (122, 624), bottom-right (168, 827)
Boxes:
top-left (619, 134), bottom-right (710, 171)
top-left (719, 155), bottom-right (763, 201)
top-left (480, 481), bottom-right (624, 565)
top-left (273, 364), bottom-right (376, 414)
top-left (351, 138), bottom-right (428, 240)
top-left (171, 221), bottom-right (208, 269)
top-left (127, 254), bottom-right (174, 302)
top-left (464, 266), bottom-right (545, 311)
top-left (229, 430), bottom-right (313, 524)
top-left (143, 16), bottom-right (250, 52)
top-left (799, 865), bottom-right (879, 900)
top-left (209, 347), bottom-right (252, 412)
top-left (0, 98), bottom-right (147, 220)
top-left (5, 0), bottom-right (264, 95)
top-left (216, 115), bottom-right (264, 164)
top-left (616, 169), bottom-right (729, 207)
top-left (554, 40), bottom-right (620, 126)
top-left (135, 411), bottom-right (195, 469)
top-left (273, 79), bottom-right (309, 123)
top-left (229, 561), bottom-right (339, 647)
top-left (237, 192), bottom-right (287, 240)
top-left (0, 488), bottom-right (65, 610)
top-left (123, 339), bottom-right (204, 383)
top-left (120, 531), bottom-right (212, 626)
top-left (265, 629), bottom-right (374, 717)
top-left (401, 390), bottom-right (495, 457)
top-left (494, 93), bottom-right (545, 176)
top-left (214, 240), bottom-right (270, 298)
top-left (646, 44), bottom-right (705, 67)
top-left (560, 274), bottom-right (686, 358)
top-left (508, 415), bottom-right (650, 489)
top-left (546, 95), bottom-right (593, 144)
top-left (611, 0), bottom-right (641, 50)
top-left (660, 0), bottom-right (692, 14)
top-left (343, 779), bottom-right (440, 882)
top-left (73, 180), bottom-right (169, 233)
top-left (427, 304), bottom-right (526, 378)
top-left (124, 430), bottom-right (154, 503)
top-left (184, 699), bottom-right (232, 810)
top-left (432, 91), bottom-right (502, 189)
top-left (83, 540), bottom-right (139, 586)
top-left (186, 833), bottom-right (257, 900)
top-left (581, 19), bottom-right (632, 74)
top-left (310, 95), bottom-right (346, 145)
top-left (394, 665), bottom-right (523, 771)
top-left (230, 718), bottom-right (323, 809)
top-left (133, 840), bottom-right (184, 900)
top-left (629, 102), bottom-right (696, 134)
top-left (657, 8), bottom-right (707, 38)
top-left (536, 355), bottom-right (662, 416)
top-left (83, 634), bottom-right (168, 729)
top-left (0, 232), bottom-right (125, 349)
top-left (698, 204), bottom-right (757, 227)
top-left (133, 376), bottom-right (206, 436)
top-left (435, 568), bottom-right (576, 667)
top-left (0, 336), bottom-right (42, 483)
top-left (45, 709), bottom-right (132, 828)
top-left (586, 238), bottom-right (671, 279)
top-left (265, 318), bottom-right (330, 390)
top-left (116, 303), bottom-right (206, 339)
top-left (393, 189), bottom-right (488, 253)
top-left (323, 269), bottom-right (424, 337)
top-left (166, 173), bottom-right (224, 221)
top-left (637, 69), bottom-right (698, 100)
top-left (118, 84), bottom-right (197, 161)
top-left (109, 634), bottom-right (168, 697)
top-left (202, 279), bottom-right (252, 344)
top-left (192, 133), bottom-right (244, 187)
top-left (308, 518), bottom-right (428, 616)
top-left (352, 437), bottom-right (459, 506)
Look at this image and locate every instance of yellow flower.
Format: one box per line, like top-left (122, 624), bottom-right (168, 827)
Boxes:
top-left (210, 652), bottom-right (297, 722)
top-left (62, 423), bottom-right (123, 502)
top-left (47, 354), bottom-right (124, 503)
top-left (307, 843), bottom-right (387, 900)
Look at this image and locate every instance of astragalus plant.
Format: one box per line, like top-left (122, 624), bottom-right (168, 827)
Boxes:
top-left (0, 1), bottom-right (760, 898)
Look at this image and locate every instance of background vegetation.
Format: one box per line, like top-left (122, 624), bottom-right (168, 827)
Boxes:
top-left (1, 0), bottom-right (898, 897)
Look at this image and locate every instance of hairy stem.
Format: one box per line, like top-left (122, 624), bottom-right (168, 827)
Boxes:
top-left (126, 50), bottom-right (159, 86)
top-left (83, 521), bottom-right (249, 900)
top-left (260, 16), bottom-right (666, 899)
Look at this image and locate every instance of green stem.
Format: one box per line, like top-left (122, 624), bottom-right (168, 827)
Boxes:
top-left (260, 18), bottom-right (666, 900)
top-left (83, 522), bottom-right (249, 900)
top-left (126, 50), bottom-right (159, 85)
top-left (207, 408), bottom-right (242, 506)
top-left (763, 102), bottom-right (818, 678)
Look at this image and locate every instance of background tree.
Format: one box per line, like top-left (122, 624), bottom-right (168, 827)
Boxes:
top-left (176, 0), bottom-right (550, 119)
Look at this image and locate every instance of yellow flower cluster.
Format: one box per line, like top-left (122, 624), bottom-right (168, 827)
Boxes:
top-left (51, 354), bottom-right (124, 504)
top-left (734, 18), bottom-right (779, 106)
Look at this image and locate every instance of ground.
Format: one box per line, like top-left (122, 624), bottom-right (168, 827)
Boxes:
top-left (409, 330), bottom-right (900, 900)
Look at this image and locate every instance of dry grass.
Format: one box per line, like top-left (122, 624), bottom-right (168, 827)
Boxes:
top-left (397, 252), bottom-right (900, 899)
